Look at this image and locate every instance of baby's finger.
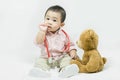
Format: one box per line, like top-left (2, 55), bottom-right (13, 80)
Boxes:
top-left (39, 24), bottom-right (48, 31)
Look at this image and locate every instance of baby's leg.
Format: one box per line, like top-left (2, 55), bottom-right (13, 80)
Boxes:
top-left (28, 57), bottom-right (51, 78)
top-left (59, 54), bottom-right (71, 68)
top-left (34, 57), bottom-right (50, 70)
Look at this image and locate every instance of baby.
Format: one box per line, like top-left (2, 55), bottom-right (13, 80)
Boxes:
top-left (29, 5), bottom-right (79, 78)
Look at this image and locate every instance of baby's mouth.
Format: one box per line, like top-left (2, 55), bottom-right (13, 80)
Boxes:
top-left (48, 26), bottom-right (52, 29)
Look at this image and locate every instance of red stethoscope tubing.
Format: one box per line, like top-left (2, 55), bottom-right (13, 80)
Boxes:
top-left (44, 29), bottom-right (70, 58)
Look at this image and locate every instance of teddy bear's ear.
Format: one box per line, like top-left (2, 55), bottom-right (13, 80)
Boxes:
top-left (88, 29), bottom-right (98, 40)
top-left (89, 29), bottom-right (95, 40)
top-left (86, 29), bottom-right (98, 47)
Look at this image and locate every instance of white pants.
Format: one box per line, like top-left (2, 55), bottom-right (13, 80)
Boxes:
top-left (34, 54), bottom-right (71, 71)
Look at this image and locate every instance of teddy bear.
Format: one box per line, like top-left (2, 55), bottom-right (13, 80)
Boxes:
top-left (71, 29), bottom-right (107, 73)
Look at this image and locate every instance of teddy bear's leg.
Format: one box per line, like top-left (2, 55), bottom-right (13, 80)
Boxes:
top-left (97, 57), bottom-right (107, 72)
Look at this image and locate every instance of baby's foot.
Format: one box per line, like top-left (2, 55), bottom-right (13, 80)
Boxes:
top-left (28, 67), bottom-right (51, 78)
top-left (58, 64), bottom-right (79, 78)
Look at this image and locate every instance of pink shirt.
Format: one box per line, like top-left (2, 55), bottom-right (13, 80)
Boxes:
top-left (36, 29), bottom-right (76, 60)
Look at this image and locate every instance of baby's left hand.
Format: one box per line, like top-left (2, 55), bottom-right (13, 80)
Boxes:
top-left (69, 50), bottom-right (77, 59)
top-left (70, 53), bottom-right (77, 59)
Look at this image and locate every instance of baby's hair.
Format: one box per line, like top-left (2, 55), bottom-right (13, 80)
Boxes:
top-left (45, 5), bottom-right (66, 23)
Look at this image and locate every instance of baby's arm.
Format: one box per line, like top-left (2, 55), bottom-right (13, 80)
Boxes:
top-left (36, 24), bottom-right (48, 44)
top-left (67, 36), bottom-right (77, 59)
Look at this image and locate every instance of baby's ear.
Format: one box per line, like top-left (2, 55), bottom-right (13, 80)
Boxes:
top-left (61, 23), bottom-right (65, 27)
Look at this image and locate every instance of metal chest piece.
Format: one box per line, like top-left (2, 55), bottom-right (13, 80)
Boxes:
top-left (48, 57), bottom-right (53, 64)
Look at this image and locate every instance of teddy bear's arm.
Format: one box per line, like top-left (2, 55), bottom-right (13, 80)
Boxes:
top-left (81, 53), bottom-right (89, 65)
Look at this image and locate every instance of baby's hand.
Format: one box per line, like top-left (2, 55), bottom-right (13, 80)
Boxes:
top-left (39, 23), bottom-right (48, 32)
top-left (69, 50), bottom-right (77, 59)
top-left (70, 53), bottom-right (77, 59)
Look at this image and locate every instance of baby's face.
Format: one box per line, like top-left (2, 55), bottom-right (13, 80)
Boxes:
top-left (44, 10), bottom-right (64, 33)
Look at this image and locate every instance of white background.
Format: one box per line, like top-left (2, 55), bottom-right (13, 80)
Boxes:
top-left (0, 0), bottom-right (120, 80)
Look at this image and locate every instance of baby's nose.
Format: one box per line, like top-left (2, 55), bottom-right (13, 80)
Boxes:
top-left (48, 22), bottom-right (52, 25)
top-left (47, 20), bottom-right (52, 25)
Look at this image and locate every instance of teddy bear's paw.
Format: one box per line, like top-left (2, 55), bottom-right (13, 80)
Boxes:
top-left (102, 57), bottom-right (107, 64)
top-left (70, 60), bottom-right (78, 64)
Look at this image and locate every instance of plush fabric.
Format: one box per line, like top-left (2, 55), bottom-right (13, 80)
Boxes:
top-left (71, 29), bottom-right (107, 73)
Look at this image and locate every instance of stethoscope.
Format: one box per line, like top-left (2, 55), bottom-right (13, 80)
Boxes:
top-left (44, 29), bottom-right (70, 64)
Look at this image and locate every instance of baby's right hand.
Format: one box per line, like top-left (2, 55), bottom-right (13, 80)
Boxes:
top-left (39, 23), bottom-right (48, 32)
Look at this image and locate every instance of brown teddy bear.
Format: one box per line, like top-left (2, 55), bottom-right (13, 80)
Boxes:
top-left (71, 29), bottom-right (107, 73)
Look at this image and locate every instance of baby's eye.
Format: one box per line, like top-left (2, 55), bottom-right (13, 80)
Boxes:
top-left (53, 19), bottom-right (57, 22)
top-left (46, 18), bottom-right (50, 20)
